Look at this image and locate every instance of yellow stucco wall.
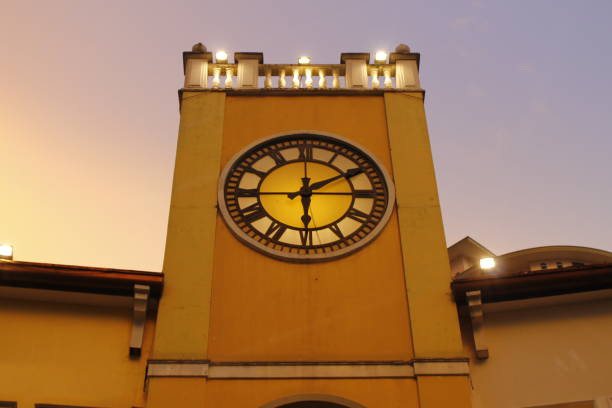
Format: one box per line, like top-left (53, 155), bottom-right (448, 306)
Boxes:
top-left (417, 376), bottom-right (472, 408)
top-left (147, 378), bottom-right (206, 408)
top-left (208, 95), bottom-right (413, 361)
top-left (205, 378), bottom-right (420, 407)
top-left (148, 378), bottom-right (419, 408)
top-left (152, 92), bottom-right (225, 359)
top-left (148, 92), bottom-right (470, 408)
top-left (0, 294), bottom-right (153, 407)
top-left (384, 92), bottom-right (464, 358)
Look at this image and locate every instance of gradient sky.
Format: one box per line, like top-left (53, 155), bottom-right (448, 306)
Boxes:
top-left (2, 1), bottom-right (611, 271)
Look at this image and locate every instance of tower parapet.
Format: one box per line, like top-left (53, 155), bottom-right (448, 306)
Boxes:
top-left (182, 44), bottom-right (421, 91)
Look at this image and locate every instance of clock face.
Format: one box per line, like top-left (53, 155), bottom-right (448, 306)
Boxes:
top-left (218, 133), bottom-right (395, 262)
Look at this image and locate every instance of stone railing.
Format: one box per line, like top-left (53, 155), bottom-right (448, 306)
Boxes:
top-left (182, 45), bottom-right (421, 91)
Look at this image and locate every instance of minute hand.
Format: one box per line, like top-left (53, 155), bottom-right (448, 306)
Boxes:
top-left (309, 168), bottom-right (363, 191)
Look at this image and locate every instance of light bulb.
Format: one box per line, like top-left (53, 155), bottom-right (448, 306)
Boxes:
top-left (375, 50), bottom-right (388, 63)
top-left (0, 244), bottom-right (13, 260)
top-left (215, 50), bottom-right (228, 63)
top-left (480, 257), bottom-right (496, 270)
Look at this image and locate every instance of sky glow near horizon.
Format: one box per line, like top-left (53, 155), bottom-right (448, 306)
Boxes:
top-left (1, 1), bottom-right (611, 271)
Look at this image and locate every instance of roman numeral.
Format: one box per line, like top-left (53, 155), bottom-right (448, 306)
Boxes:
top-left (236, 188), bottom-right (258, 197)
top-left (354, 190), bottom-right (376, 198)
top-left (240, 202), bottom-right (266, 223)
top-left (328, 152), bottom-right (338, 164)
top-left (264, 221), bottom-right (287, 241)
top-left (347, 208), bottom-right (369, 223)
top-left (299, 229), bottom-right (313, 247)
top-left (328, 223), bottom-right (344, 239)
top-left (242, 167), bottom-right (266, 178)
top-left (298, 145), bottom-right (313, 160)
top-left (267, 149), bottom-right (287, 165)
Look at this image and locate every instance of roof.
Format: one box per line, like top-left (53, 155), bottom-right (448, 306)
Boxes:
top-left (450, 240), bottom-right (612, 304)
top-left (448, 236), bottom-right (495, 262)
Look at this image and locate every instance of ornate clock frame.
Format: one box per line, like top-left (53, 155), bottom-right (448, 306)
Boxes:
top-left (217, 130), bottom-right (396, 262)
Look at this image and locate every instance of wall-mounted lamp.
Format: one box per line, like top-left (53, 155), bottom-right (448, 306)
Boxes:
top-left (0, 244), bottom-right (13, 260)
top-left (298, 56), bottom-right (311, 65)
top-left (480, 257), bottom-right (496, 270)
top-left (215, 50), bottom-right (228, 63)
top-left (374, 50), bottom-right (388, 64)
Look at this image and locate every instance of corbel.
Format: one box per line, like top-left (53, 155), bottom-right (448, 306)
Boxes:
top-left (466, 290), bottom-right (489, 359)
top-left (130, 284), bottom-right (150, 358)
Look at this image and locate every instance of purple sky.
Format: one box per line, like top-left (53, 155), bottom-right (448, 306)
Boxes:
top-left (2, 1), bottom-right (611, 271)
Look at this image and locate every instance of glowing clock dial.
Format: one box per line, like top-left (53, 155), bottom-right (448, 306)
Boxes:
top-left (218, 133), bottom-right (395, 262)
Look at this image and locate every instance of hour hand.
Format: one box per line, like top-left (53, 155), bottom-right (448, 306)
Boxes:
top-left (301, 195), bottom-right (311, 228)
top-left (288, 177), bottom-right (311, 200)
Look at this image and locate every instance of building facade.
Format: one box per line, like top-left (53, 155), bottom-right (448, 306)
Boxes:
top-left (0, 44), bottom-right (472, 407)
top-left (450, 237), bottom-right (612, 408)
top-left (146, 44), bottom-right (471, 408)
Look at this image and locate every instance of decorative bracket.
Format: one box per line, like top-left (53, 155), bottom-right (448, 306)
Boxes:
top-left (466, 290), bottom-right (489, 359)
top-left (130, 284), bottom-right (150, 358)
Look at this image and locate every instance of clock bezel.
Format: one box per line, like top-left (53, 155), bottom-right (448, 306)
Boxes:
top-left (217, 130), bottom-right (396, 263)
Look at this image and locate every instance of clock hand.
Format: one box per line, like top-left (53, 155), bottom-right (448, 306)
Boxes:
top-left (287, 168), bottom-right (363, 199)
top-left (257, 191), bottom-right (353, 195)
top-left (288, 176), bottom-right (310, 200)
top-left (301, 195), bottom-right (311, 228)
top-left (297, 177), bottom-right (312, 228)
top-left (309, 167), bottom-right (363, 191)
top-left (303, 146), bottom-right (308, 179)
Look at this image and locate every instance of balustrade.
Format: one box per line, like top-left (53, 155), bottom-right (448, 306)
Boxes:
top-left (182, 45), bottom-right (421, 91)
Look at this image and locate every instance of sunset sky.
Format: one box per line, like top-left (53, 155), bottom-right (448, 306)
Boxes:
top-left (2, 1), bottom-right (611, 271)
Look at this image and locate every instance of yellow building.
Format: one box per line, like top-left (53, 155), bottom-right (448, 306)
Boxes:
top-left (450, 237), bottom-right (612, 408)
top-left (0, 43), bottom-right (471, 407)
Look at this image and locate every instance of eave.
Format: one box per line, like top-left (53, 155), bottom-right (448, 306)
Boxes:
top-left (0, 259), bottom-right (163, 298)
top-left (452, 263), bottom-right (612, 304)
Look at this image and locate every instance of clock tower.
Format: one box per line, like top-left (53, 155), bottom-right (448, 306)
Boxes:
top-left (146, 44), bottom-right (472, 408)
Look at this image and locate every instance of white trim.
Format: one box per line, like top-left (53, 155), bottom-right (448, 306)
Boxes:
top-left (146, 360), bottom-right (470, 379)
top-left (413, 361), bottom-right (470, 376)
top-left (147, 362), bottom-right (209, 377)
top-left (209, 363), bottom-right (413, 379)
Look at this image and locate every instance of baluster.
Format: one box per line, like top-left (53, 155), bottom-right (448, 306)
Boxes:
top-left (383, 68), bottom-right (392, 89)
top-left (332, 70), bottom-right (340, 89)
top-left (212, 67), bottom-right (221, 89)
top-left (225, 67), bottom-right (233, 89)
top-left (279, 70), bottom-right (286, 88)
top-left (305, 67), bottom-right (313, 89)
top-left (371, 68), bottom-right (380, 89)
top-left (292, 68), bottom-right (300, 89)
top-left (264, 68), bottom-right (272, 89)
top-left (318, 69), bottom-right (327, 89)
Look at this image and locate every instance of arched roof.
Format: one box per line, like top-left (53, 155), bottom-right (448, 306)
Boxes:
top-left (451, 242), bottom-right (612, 304)
top-left (455, 245), bottom-right (612, 280)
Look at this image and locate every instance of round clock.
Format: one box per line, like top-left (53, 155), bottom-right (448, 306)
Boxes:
top-left (217, 132), bottom-right (395, 262)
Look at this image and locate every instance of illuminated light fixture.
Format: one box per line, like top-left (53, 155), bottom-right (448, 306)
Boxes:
top-left (215, 50), bottom-right (228, 63)
top-left (374, 50), bottom-right (388, 63)
top-left (0, 244), bottom-right (13, 260)
top-left (480, 257), bottom-right (496, 270)
top-left (298, 56), bottom-right (311, 65)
